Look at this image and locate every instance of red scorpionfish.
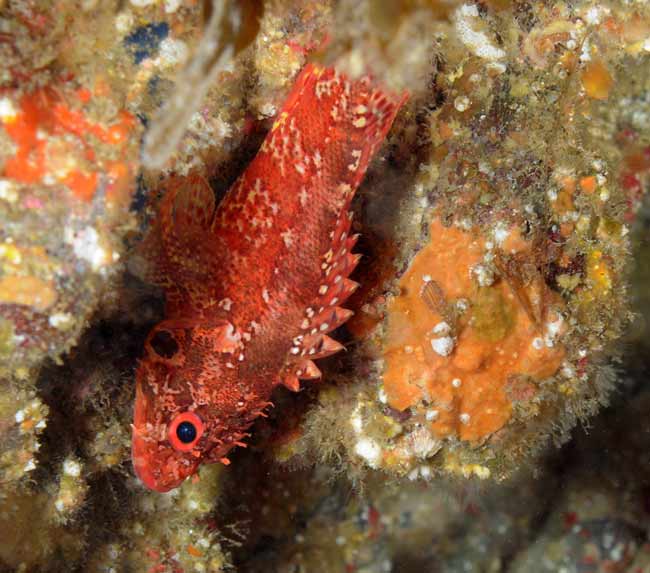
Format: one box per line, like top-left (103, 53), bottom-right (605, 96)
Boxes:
top-left (132, 64), bottom-right (406, 492)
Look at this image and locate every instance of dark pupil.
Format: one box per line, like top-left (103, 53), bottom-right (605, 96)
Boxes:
top-left (150, 330), bottom-right (179, 359)
top-left (176, 421), bottom-right (197, 444)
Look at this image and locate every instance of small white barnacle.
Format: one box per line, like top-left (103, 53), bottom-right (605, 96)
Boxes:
top-left (430, 322), bottom-right (455, 357)
top-left (426, 409), bottom-right (439, 421)
top-left (431, 336), bottom-right (454, 357)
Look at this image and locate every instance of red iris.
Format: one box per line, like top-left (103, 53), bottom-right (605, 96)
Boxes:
top-left (168, 411), bottom-right (204, 452)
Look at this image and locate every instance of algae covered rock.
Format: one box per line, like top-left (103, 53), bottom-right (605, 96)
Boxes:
top-left (0, 0), bottom-right (649, 572)
top-left (288, 0), bottom-right (646, 485)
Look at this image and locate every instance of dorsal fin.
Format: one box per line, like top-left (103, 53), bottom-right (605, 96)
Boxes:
top-left (272, 66), bottom-right (406, 392)
top-left (280, 210), bottom-right (360, 390)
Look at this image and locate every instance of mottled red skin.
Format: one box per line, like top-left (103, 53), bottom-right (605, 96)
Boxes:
top-left (132, 64), bottom-right (406, 492)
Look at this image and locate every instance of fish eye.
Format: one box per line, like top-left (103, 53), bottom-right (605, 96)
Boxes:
top-left (168, 411), bottom-right (204, 452)
top-left (149, 329), bottom-right (179, 359)
top-left (177, 421), bottom-right (196, 443)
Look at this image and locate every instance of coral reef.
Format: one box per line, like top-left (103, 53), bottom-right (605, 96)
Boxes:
top-left (1, 0), bottom-right (649, 571)
top-left (288, 0), bottom-right (647, 484)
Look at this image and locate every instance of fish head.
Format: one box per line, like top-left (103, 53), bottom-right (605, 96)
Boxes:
top-left (132, 318), bottom-right (253, 492)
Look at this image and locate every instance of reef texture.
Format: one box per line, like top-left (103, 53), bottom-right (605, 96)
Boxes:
top-left (0, 0), bottom-right (650, 572)
top-left (286, 0), bottom-right (647, 485)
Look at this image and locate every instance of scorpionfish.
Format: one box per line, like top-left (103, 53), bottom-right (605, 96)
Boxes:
top-left (132, 64), bottom-right (406, 492)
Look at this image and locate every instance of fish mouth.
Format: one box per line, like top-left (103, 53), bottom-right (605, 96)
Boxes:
top-left (132, 378), bottom-right (171, 491)
top-left (132, 377), bottom-right (199, 492)
top-left (132, 432), bottom-right (200, 492)
top-left (131, 434), bottom-right (169, 492)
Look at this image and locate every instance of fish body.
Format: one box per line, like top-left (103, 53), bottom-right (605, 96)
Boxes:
top-left (132, 64), bottom-right (406, 492)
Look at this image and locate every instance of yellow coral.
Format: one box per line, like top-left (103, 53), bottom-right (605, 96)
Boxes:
top-left (0, 275), bottom-right (58, 312)
top-left (443, 453), bottom-right (492, 479)
top-left (586, 249), bottom-right (612, 296)
top-left (582, 59), bottom-right (614, 100)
